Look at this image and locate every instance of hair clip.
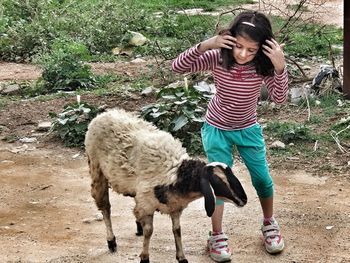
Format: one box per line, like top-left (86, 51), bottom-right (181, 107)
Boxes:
top-left (242, 21), bottom-right (256, 27)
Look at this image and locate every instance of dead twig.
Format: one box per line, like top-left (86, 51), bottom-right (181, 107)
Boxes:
top-left (286, 56), bottom-right (308, 79)
top-left (330, 125), bottom-right (350, 153)
top-left (302, 83), bottom-right (311, 121)
top-left (214, 8), bottom-right (249, 33)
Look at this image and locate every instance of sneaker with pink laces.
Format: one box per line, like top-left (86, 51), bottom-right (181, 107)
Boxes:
top-left (207, 231), bottom-right (232, 262)
top-left (261, 218), bottom-right (285, 254)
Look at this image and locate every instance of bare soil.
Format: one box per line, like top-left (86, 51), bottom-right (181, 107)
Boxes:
top-left (1, 138), bottom-right (349, 263)
top-left (1, 68), bottom-right (349, 263)
top-left (0, 1), bottom-right (349, 262)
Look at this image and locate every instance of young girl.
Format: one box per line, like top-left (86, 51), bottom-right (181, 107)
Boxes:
top-left (172, 11), bottom-right (287, 262)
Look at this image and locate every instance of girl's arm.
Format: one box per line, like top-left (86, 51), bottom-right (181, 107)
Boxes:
top-left (264, 69), bottom-right (289, 104)
top-left (262, 38), bottom-right (289, 104)
top-left (172, 35), bottom-right (236, 74)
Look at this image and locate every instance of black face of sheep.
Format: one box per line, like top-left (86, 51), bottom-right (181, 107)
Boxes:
top-left (202, 162), bottom-right (247, 216)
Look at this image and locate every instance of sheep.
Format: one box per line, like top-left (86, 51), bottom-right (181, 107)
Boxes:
top-left (84, 108), bottom-right (247, 263)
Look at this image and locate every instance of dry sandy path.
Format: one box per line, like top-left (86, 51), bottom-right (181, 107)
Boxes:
top-left (1, 141), bottom-right (349, 263)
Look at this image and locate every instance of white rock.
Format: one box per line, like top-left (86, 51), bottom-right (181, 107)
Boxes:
top-left (128, 31), bottom-right (148, 46)
top-left (37, 121), bottom-right (52, 131)
top-left (270, 140), bottom-right (286, 149)
top-left (19, 137), bottom-right (37, 143)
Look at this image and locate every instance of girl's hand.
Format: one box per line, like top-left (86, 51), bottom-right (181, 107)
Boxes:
top-left (198, 34), bottom-right (237, 53)
top-left (262, 39), bottom-right (286, 74)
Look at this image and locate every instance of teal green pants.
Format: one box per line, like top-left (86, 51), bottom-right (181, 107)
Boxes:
top-left (201, 122), bottom-right (274, 199)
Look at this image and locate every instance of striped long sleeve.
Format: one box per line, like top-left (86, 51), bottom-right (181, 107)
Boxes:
top-left (172, 44), bottom-right (289, 130)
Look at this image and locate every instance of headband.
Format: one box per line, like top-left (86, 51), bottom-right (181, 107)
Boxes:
top-left (242, 21), bottom-right (256, 27)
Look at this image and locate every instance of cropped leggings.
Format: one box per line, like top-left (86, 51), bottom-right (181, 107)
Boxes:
top-left (201, 122), bottom-right (274, 200)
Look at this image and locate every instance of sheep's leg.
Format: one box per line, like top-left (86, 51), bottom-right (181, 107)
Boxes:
top-left (136, 220), bottom-right (143, 236)
top-left (170, 212), bottom-right (188, 263)
top-left (91, 167), bottom-right (116, 252)
top-left (139, 215), bottom-right (154, 263)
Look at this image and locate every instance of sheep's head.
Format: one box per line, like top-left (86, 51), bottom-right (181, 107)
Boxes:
top-left (200, 162), bottom-right (247, 217)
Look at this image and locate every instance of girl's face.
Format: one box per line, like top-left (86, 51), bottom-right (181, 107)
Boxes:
top-left (233, 35), bottom-right (259, 65)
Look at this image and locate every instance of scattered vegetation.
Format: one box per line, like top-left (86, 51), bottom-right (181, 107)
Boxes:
top-left (141, 80), bottom-right (212, 154)
top-left (35, 40), bottom-right (96, 93)
top-left (0, 0), bottom-right (348, 171)
top-left (49, 101), bottom-right (103, 147)
top-left (264, 122), bottom-right (315, 144)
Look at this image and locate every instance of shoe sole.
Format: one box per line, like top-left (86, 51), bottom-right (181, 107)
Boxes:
top-left (210, 254), bottom-right (232, 262)
top-left (266, 241), bottom-right (285, 254)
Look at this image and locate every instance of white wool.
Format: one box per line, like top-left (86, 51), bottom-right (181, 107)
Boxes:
top-left (85, 108), bottom-right (189, 199)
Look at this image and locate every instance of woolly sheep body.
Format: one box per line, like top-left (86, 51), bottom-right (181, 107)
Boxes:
top-left (84, 108), bottom-right (247, 263)
top-left (85, 109), bottom-right (189, 197)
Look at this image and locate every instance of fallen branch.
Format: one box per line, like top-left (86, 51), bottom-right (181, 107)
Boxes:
top-left (286, 56), bottom-right (308, 79)
top-left (330, 125), bottom-right (350, 153)
top-left (313, 140), bottom-right (318, 152)
top-left (302, 83), bottom-right (311, 121)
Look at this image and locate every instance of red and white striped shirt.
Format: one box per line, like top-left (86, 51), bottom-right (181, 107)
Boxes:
top-left (172, 44), bottom-right (289, 130)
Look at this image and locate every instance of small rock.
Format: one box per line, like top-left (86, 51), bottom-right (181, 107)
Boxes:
top-left (131, 58), bottom-right (146, 63)
top-left (94, 213), bottom-right (103, 221)
top-left (270, 140), bottom-right (286, 149)
top-left (141, 86), bottom-right (155, 96)
top-left (82, 218), bottom-right (92, 224)
top-left (72, 152), bottom-right (81, 159)
top-left (19, 137), bottom-right (37, 143)
top-left (128, 31), bottom-right (148, 46)
top-left (1, 84), bottom-right (21, 95)
top-left (37, 121), bottom-right (52, 131)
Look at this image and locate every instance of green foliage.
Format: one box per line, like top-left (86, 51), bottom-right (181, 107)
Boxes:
top-left (140, 82), bottom-right (213, 154)
top-left (36, 40), bottom-right (96, 93)
top-left (49, 102), bottom-right (103, 147)
top-left (0, 0), bottom-right (153, 60)
top-left (0, 0), bottom-right (288, 62)
top-left (264, 121), bottom-right (315, 144)
top-left (272, 17), bottom-right (343, 57)
top-left (128, 0), bottom-right (252, 11)
top-left (331, 116), bottom-right (350, 140)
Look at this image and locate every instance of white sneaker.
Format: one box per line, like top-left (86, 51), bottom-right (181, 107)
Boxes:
top-left (261, 218), bottom-right (285, 254)
top-left (207, 231), bottom-right (232, 262)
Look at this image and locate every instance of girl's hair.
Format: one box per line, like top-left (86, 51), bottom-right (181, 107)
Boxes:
top-left (220, 11), bottom-right (275, 76)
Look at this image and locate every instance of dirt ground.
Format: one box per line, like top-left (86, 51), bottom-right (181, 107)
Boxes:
top-left (1, 139), bottom-right (349, 263)
top-left (0, 1), bottom-right (349, 262)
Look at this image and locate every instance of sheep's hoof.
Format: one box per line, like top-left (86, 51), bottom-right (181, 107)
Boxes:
top-left (107, 236), bottom-right (117, 252)
top-left (176, 256), bottom-right (188, 263)
top-left (136, 221), bottom-right (143, 236)
top-left (140, 259), bottom-right (150, 263)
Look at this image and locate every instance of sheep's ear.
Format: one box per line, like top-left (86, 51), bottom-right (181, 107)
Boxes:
top-left (199, 176), bottom-right (215, 217)
top-left (220, 166), bottom-right (247, 206)
top-left (206, 162), bottom-right (247, 207)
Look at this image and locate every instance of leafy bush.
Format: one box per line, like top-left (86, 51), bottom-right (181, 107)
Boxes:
top-left (36, 40), bottom-right (96, 93)
top-left (0, 0), bottom-right (343, 61)
top-left (49, 102), bottom-right (103, 147)
top-left (264, 122), bottom-right (315, 144)
top-left (141, 81), bottom-right (213, 154)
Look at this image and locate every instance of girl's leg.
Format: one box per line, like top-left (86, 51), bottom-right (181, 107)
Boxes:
top-left (201, 122), bottom-right (233, 262)
top-left (237, 124), bottom-right (284, 254)
top-left (259, 196), bottom-right (273, 218)
top-left (211, 201), bottom-right (224, 232)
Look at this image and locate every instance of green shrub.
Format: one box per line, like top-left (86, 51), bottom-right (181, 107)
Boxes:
top-left (37, 40), bottom-right (96, 93)
top-left (264, 122), bottom-right (315, 144)
top-left (49, 102), bottom-right (103, 147)
top-left (141, 81), bottom-right (212, 154)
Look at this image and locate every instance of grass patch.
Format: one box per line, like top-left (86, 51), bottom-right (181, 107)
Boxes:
top-left (132, 0), bottom-right (254, 11)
